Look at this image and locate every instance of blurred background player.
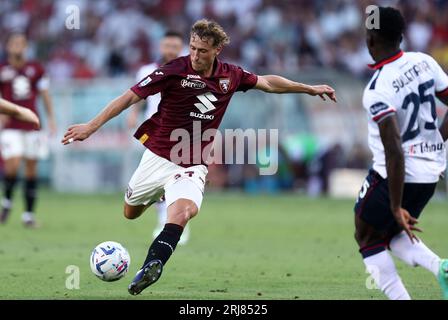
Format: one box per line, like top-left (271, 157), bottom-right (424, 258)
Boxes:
top-left (354, 7), bottom-right (448, 300)
top-left (0, 33), bottom-right (57, 227)
top-left (127, 31), bottom-right (191, 245)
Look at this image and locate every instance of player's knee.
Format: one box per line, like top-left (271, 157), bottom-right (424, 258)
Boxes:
top-left (123, 209), bottom-right (135, 220)
top-left (123, 205), bottom-right (139, 220)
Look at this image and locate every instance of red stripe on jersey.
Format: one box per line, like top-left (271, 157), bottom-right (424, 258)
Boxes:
top-left (436, 87), bottom-right (448, 97)
top-left (368, 51), bottom-right (404, 70)
top-left (373, 109), bottom-right (396, 122)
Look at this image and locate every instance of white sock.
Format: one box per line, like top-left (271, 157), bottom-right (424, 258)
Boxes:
top-left (21, 211), bottom-right (35, 223)
top-left (155, 201), bottom-right (167, 226)
top-left (389, 231), bottom-right (441, 277)
top-left (363, 251), bottom-right (411, 300)
top-left (2, 198), bottom-right (12, 209)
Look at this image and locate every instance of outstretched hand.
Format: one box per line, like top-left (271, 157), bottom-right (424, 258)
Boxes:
top-left (393, 207), bottom-right (422, 243)
top-left (61, 123), bottom-right (94, 145)
top-left (310, 85), bottom-right (337, 102)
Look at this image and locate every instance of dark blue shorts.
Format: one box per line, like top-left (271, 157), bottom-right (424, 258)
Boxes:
top-left (354, 169), bottom-right (437, 235)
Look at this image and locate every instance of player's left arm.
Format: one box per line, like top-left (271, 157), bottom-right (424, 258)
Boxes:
top-left (40, 89), bottom-right (57, 135)
top-left (254, 75), bottom-right (337, 102)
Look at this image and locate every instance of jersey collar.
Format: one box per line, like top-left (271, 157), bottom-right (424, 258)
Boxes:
top-left (187, 56), bottom-right (221, 78)
top-left (368, 50), bottom-right (404, 70)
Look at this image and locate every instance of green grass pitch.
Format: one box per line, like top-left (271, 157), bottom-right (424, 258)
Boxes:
top-left (0, 190), bottom-right (446, 300)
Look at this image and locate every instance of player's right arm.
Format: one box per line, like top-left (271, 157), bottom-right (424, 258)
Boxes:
top-left (62, 90), bottom-right (141, 145)
top-left (438, 95), bottom-right (448, 142)
top-left (379, 114), bottom-right (421, 243)
top-left (0, 98), bottom-right (40, 128)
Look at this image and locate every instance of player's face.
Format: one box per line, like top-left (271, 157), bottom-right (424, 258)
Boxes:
top-left (189, 34), bottom-right (222, 74)
top-left (160, 36), bottom-right (183, 63)
top-left (6, 35), bottom-right (27, 57)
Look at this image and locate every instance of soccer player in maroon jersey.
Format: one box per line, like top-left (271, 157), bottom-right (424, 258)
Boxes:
top-left (127, 31), bottom-right (192, 246)
top-left (62, 19), bottom-right (337, 295)
top-left (0, 34), bottom-right (57, 227)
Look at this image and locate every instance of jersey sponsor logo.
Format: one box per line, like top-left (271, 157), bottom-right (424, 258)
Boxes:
top-left (369, 102), bottom-right (389, 116)
top-left (187, 74), bottom-right (201, 80)
top-left (194, 92), bottom-right (217, 114)
top-left (404, 142), bottom-right (445, 155)
top-left (155, 71), bottom-right (164, 75)
top-left (12, 75), bottom-right (31, 100)
top-left (181, 79), bottom-right (206, 89)
top-left (219, 78), bottom-right (230, 93)
top-left (139, 76), bottom-right (152, 87)
top-left (190, 111), bottom-right (215, 120)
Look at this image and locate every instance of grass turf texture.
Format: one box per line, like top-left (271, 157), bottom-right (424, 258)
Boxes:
top-left (0, 191), bottom-right (446, 300)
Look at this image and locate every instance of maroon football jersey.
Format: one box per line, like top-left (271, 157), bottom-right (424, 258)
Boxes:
top-left (0, 61), bottom-right (46, 131)
top-left (131, 55), bottom-right (258, 167)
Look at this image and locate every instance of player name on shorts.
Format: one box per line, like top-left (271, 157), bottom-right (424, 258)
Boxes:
top-left (393, 60), bottom-right (431, 93)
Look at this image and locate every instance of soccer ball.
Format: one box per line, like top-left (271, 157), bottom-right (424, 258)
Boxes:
top-left (90, 241), bottom-right (131, 282)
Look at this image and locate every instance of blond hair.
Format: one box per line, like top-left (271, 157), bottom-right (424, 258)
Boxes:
top-left (190, 19), bottom-right (230, 48)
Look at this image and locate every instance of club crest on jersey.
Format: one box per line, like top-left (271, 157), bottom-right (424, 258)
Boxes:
top-left (219, 78), bottom-right (230, 93)
top-left (139, 76), bottom-right (152, 87)
top-left (181, 79), bottom-right (206, 89)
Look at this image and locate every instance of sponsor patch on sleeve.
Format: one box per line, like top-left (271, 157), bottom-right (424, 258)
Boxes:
top-left (138, 76), bottom-right (152, 87)
top-left (369, 102), bottom-right (389, 116)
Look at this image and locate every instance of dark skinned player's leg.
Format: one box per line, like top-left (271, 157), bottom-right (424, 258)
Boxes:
top-left (387, 183), bottom-right (448, 299)
top-left (354, 168), bottom-right (411, 300)
top-left (354, 214), bottom-right (410, 300)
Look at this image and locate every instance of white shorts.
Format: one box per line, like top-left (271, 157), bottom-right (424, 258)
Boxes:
top-left (125, 149), bottom-right (208, 210)
top-left (0, 129), bottom-right (49, 160)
